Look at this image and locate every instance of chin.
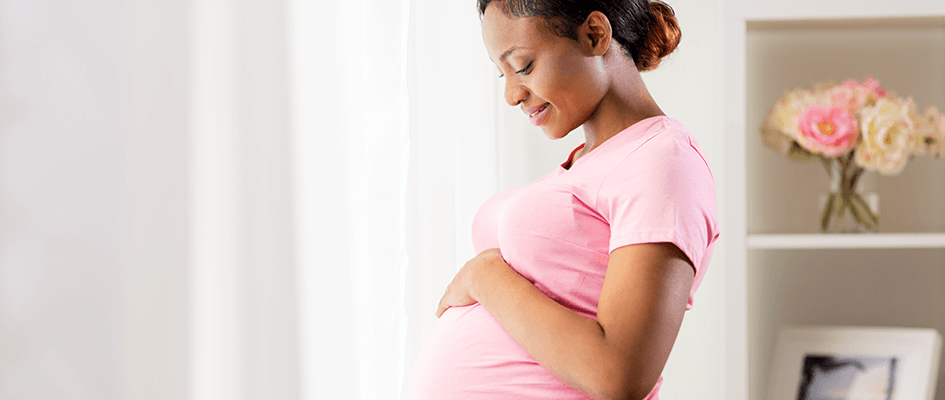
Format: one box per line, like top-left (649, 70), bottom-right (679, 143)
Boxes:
top-left (539, 126), bottom-right (568, 140)
top-left (541, 124), bottom-right (578, 141)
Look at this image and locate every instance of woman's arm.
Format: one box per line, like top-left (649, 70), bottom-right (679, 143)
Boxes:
top-left (437, 243), bottom-right (694, 400)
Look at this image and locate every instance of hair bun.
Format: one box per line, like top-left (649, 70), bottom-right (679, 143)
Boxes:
top-left (636, 1), bottom-right (681, 71)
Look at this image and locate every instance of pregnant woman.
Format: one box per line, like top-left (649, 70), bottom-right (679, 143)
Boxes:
top-left (410, 1), bottom-right (719, 399)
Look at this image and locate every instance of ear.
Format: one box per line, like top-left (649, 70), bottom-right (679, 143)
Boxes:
top-left (578, 11), bottom-right (612, 57)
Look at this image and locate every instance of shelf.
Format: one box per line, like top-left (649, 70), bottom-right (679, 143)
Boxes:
top-left (747, 233), bottom-right (945, 249)
top-left (726, 5), bottom-right (945, 400)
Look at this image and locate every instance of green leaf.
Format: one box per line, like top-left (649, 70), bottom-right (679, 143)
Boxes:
top-left (821, 193), bottom-right (837, 232)
top-left (837, 194), bottom-right (849, 223)
top-left (849, 198), bottom-right (871, 230)
top-left (820, 157), bottom-right (833, 175)
top-left (852, 193), bottom-right (879, 228)
top-left (787, 141), bottom-right (816, 162)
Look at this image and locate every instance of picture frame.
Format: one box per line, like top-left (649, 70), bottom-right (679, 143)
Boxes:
top-left (768, 326), bottom-right (943, 400)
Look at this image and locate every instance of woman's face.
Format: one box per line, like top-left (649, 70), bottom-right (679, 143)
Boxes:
top-left (482, 4), bottom-right (609, 139)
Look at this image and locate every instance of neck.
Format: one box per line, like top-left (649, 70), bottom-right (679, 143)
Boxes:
top-left (578, 64), bottom-right (664, 156)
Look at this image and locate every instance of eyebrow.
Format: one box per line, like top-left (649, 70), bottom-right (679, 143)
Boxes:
top-left (499, 46), bottom-right (527, 63)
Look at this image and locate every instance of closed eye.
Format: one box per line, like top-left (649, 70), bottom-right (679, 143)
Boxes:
top-left (517, 62), bottom-right (533, 75)
top-left (498, 62), bottom-right (533, 79)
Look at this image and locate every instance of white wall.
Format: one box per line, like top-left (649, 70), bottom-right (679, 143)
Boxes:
top-left (646, 2), bottom-right (727, 398)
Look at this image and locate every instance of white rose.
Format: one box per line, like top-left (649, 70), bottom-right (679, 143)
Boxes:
top-left (911, 105), bottom-right (945, 157)
top-left (854, 97), bottom-right (919, 175)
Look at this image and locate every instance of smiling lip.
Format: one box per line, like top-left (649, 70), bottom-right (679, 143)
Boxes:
top-left (524, 103), bottom-right (550, 125)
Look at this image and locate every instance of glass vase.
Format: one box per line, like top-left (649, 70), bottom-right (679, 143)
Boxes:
top-left (819, 155), bottom-right (879, 233)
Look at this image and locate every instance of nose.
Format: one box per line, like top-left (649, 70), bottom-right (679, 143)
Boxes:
top-left (503, 77), bottom-right (528, 107)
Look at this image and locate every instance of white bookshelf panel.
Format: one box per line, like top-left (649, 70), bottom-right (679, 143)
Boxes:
top-left (748, 233), bottom-right (945, 249)
top-left (737, 0), bottom-right (945, 22)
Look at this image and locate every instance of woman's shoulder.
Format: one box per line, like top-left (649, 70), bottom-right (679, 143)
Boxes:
top-left (593, 116), bottom-right (719, 228)
top-left (609, 117), bottom-right (712, 177)
top-left (594, 117), bottom-right (716, 204)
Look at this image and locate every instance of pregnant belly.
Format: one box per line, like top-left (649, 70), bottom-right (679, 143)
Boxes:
top-left (409, 303), bottom-right (586, 400)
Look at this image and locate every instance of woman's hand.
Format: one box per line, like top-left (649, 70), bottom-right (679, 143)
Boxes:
top-left (435, 248), bottom-right (513, 318)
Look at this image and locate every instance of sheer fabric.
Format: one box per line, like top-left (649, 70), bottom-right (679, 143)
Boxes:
top-left (289, 0), bottom-right (498, 398)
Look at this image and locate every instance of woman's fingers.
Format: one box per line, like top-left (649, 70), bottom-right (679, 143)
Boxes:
top-left (435, 286), bottom-right (475, 318)
top-left (435, 249), bottom-right (508, 318)
top-left (435, 299), bottom-right (449, 318)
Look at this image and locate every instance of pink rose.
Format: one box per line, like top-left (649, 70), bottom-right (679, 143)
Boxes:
top-left (841, 77), bottom-right (888, 103)
top-left (861, 77), bottom-right (887, 98)
top-left (840, 79), bottom-right (861, 90)
top-left (827, 85), bottom-right (867, 111)
top-left (797, 106), bottom-right (860, 157)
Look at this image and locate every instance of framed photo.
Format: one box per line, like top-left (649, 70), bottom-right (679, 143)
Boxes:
top-left (769, 326), bottom-right (943, 400)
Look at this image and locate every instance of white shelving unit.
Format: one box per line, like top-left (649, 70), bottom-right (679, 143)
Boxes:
top-left (748, 233), bottom-right (945, 249)
top-left (724, 1), bottom-right (945, 399)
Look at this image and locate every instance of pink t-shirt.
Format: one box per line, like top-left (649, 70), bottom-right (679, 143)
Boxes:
top-left (411, 116), bottom-right (719, 399)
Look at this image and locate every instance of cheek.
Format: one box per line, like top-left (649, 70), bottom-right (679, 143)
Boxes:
top-left (569, 58), bottom-right (607, 102)
top-left (549, 64), bottom-right (604, 120)
top-left (557, 53), bottom-right (603, 95)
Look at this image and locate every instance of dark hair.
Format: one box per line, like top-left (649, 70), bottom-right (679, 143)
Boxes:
top-left (477, 0), bottom-right (681, 71)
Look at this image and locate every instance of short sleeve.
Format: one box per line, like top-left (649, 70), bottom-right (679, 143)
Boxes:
top-left (596, 129), bottom-right (719, 307)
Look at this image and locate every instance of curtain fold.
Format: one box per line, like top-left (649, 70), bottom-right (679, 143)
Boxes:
top-left (289, 0), bottom-right (499, 398)
top-left (403, 0), bottom-right (500, 396)
top-left (289, 0), bottom-right (413, 398)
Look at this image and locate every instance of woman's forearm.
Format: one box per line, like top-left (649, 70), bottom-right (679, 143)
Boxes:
top-left (473, 262), bottom-right (646, 400)
top-left (439, 244), bottom-right (692, 399)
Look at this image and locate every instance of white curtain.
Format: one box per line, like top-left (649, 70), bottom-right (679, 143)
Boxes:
top-left (288, 0), bottom-right (499, 398)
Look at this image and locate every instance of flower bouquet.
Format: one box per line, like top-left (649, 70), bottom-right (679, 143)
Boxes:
top-left (761, 77), bottom-right (945, 232)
